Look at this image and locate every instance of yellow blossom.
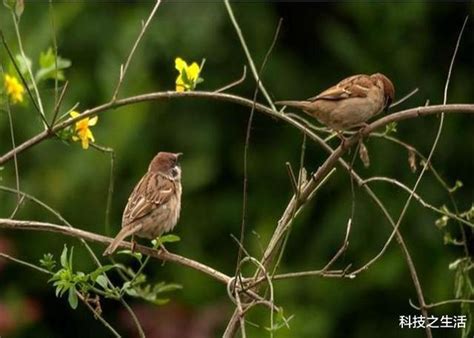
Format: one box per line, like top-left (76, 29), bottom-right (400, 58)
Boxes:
top-left (175, 57), bottom-right (201, 92)
top-left (4, 74), bottom-right (25, 104)
top-left (70, 111), bottom-right (98, 150)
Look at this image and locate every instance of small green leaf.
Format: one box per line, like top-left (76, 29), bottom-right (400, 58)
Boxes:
top-left (90, 265), bottom-right (115, 281)
top-left (95, 275), bottom-right (108, 289)
top-left (154, 282), bottom-right (182, 293)
top-left (383, 122), bottom-right (398, 135)
top-left (68, 287), bottom-right (78, 309)
top-left (435, 215), bottom-right (449, 229)
top-left (36, 47), bottom-right (71, 82)
top-left (117, 250), bottom-right (143, 262)
top-left (152, 234), bottom-right (180, 248)
top-left (60, 245), bottom-right (68, 268)
top-left (14, 54), bottom-right (32, 78)
top-left (39, 253), bottom-right (56, 272)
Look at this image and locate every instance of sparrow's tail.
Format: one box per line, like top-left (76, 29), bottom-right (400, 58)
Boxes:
top-left (103, 225), bottom-right (139, 256)
top-left (275, 100), bottom-right (310, 110)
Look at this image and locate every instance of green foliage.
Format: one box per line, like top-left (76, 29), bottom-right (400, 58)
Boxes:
top-left (48, 245), bottom-right (115, 309)
top-left (450, 258), bottom-right (474, 338)
top-left (39, 253), bottom-right (56, 272)
top-left (36, 47), bottom-right (71, 82)
top-left (152, 233), bottom-right (181, 248)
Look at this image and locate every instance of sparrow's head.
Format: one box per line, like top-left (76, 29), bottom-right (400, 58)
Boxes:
top-left (371, 73), bottom-right (395, 111)
top-left (149, 152), bottom-right (182, 179)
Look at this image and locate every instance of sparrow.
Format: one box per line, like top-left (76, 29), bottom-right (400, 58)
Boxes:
top-left (103, 152), bottom-right (182, 256)
top-left (276, 73), bottom-right (395, 131)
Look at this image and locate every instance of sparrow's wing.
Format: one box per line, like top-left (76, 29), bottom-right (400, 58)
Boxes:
top-left (122, 173), bottom-right (175, 226)
top-left (308, 74), bottom-right (373, 101)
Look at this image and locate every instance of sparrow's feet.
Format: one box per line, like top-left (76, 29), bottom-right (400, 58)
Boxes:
top-left (130, 237), bottom-right (137, 253)
top-left (157, 243), bottom-right (169, 254)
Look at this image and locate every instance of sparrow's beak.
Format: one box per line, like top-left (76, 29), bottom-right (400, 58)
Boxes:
top-left (175, 152), bottom-right (183, 158)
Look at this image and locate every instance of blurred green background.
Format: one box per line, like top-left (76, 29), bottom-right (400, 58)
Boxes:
top-left (0, 2), bottom-right (473, 337)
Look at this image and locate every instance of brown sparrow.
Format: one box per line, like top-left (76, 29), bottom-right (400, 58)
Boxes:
top-left (103, 152), bottom-right (182, 256)
top-left (276, 73), bottom-right (395, 131)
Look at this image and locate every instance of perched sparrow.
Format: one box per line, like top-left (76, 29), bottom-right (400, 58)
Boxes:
top-left (103, 152), bottom-right (182, 256)
top-left (276, 73), bottom-right (395, 131)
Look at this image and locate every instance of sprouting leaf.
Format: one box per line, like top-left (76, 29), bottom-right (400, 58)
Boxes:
top-left (435, 215), bottom-right (449, 229)
top-left (383, 122), bottom-right (397, 135)
top-left (408, 148), bottom-right (417, 173)
top-left (118, 250), bottom-right (143, 263)
top-left (449, 180), bottom-right (463, 193)
top-left (39, 253), bottom-right (56, 272)
top-left (95, 275), bottom-right (108, 289)
top-left (36, 47), bottom-right (71, 82)
top-left (265, 309), bottom-right (294, 332)
top-left (160, 234), bottom-right (180, 244)
top-left (358, 141), bottom-right (370, 168)
top-left (90, 265), bottom-right (115, 281)
top-left (460, 205), bottom-right (474, 220)
top-left (68, 287), bottom-right (78, 309)
top-left (60, 245), bottom-right (68, 268)
top-left (14, 54), bottom-right (32, 78)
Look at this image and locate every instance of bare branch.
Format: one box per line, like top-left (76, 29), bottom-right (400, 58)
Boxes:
top-left (0, 218), bottom-right (231, 284)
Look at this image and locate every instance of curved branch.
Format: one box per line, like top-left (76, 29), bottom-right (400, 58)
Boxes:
top-left (0, 218), bottom-right (231, 285)
top-left (0, 88), bottom-right (473, 165)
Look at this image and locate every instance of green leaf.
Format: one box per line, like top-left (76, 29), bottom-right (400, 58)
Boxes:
top-left (118, 250), bottom-right (143, 263)
top-left (36, 48), bottom-right (71, 82)
top-left (68, 246), bottom-right (74, 270)
top-left (90, 264), bottom-right (115, 281)
top-left (68, 287), bottom-right (78, 309)
top-left (154, 282), bottom-right (182, 293)
top-left (14, 54), bottom-right (32, 78)
top-left (383, 122), bottom-right (398, 135)
top-left (152, 234), bottom-right (181, 248)
top-left (39, 253), bottom-right (56, 272)
top-left (60, 245), bottom-right (68, 268)
top-left (95, 275), bottom-right (108, 289)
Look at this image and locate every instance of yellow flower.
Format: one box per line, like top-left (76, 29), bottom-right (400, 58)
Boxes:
top-left (175, 57), bottom-right (201, 92)
top-left (4, 74), bottom-right (25, 104)
top-left (69, 111), bottom-right (98, 150)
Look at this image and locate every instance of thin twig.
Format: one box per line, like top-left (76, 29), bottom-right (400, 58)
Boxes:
top-left (1, 65), bottom-right (21, 204)
top-left (390, 88), bottom-right (419, 108)
top-left (111, 0), bottom-right (161, 101)
top-left (235, 17), bottom-right (283, 282)
top-left (361, 177), bottom-right (473, 227)
top-left (90, 143), bottom-right (116, 236)
top-left (50, 81), bottom-right (69, 127)
top-left (9, 12), bottom-right (48, 129)
top-left (213, 66), bottom-right (247, 93)
top-left (224, 0), bottom-right (277, 111)
top-left (48, 0), bottom-right (59, 110)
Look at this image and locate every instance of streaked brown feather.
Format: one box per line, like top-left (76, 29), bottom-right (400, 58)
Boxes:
top-left (308, 74), bottom-right (372, 101)
top-left (122, 172), bottom-right (176, 226)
